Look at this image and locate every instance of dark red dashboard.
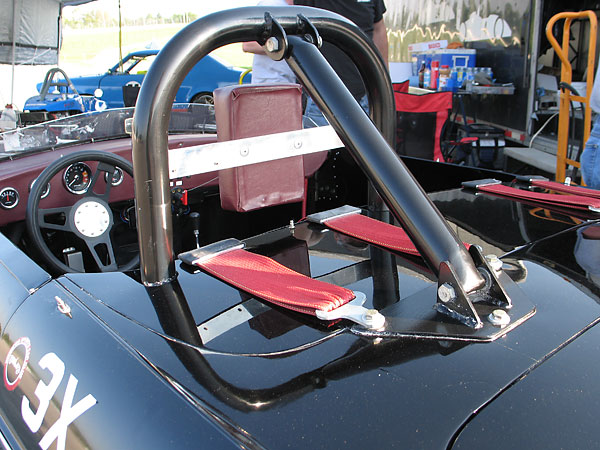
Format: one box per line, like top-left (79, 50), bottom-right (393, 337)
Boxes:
top-left (0, 134), bottom-right (218, 226)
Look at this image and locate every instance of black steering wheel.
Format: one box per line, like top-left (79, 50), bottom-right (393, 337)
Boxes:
top-left (26, 150), bottom-right (139, 274)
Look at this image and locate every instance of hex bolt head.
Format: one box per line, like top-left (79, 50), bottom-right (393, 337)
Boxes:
top-left (437, 283), bottom-right (456, 303)
top-left (488, 309), bottom-right (510, 327)
top-left (485, 254), bottom-right (503, 272)
top-left (265, 37), bottom-right (279, 53)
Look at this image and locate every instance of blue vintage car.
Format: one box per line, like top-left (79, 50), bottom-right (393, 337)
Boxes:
top-left (21, 67), bottom-right (109, 121)
top-left (23, 50), bottom-right (249, 118)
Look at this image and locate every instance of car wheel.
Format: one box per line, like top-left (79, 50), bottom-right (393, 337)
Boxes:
top-left (191, 93), bottom-right (214, 105)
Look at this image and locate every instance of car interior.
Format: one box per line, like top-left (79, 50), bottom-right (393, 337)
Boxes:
top-left (0, 83), bottom-right (342, 277)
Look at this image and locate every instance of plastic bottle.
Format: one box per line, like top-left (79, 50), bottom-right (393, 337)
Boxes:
top-left (418, 62), bottom-right (426, 88)
top-left (423, 63), bottom-right (431, 89)
top-left (466, 67), bottom-right (475, 82)
top-left (438, 65), bottom-right (450, 91)
top-left (0, 104), bottom-right (17, 131)
top-left (450, 68), bottom-right (458, 92)
top-left (430, 61), bottom-right (440, 90)
top-left (456, 67), bottom-right (464, 87)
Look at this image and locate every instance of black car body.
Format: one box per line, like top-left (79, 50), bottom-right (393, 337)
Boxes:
top-left (0, 6), bottom-right (599, 449)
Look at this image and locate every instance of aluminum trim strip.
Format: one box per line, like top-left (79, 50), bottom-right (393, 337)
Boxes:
top-left (168, 126), bottom-right (343, 179)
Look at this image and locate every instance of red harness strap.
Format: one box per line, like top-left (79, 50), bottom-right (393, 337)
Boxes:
top-left (307, 206), bottom-right (471, 256)
top-left (478, 183), bottom-right (600, 211)
top-left (194, 248), bottom-right (355, 316)
top-left (530, 179), bottom-right (600, 199)
top-left (323, 213), bottom-right (420, 256)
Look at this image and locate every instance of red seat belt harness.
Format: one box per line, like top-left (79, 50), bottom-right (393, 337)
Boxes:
top-left (306, 205), bottom-right (421, 255)
top-left (179, 212), bottom-right (534, 341)
top-left (306, 205), bottom-right (472, 256)
top-left (462, 179), bottom-right (600, 213)
top-left (179, 239), bottom-right (385, 329)
top-left (306, 206), bottom-right (508, 331)
top-left (515, 175), bottom-right (600, 200)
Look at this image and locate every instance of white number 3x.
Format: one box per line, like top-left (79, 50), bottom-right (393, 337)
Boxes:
top-left (21, 352), bottom-right (97, 450)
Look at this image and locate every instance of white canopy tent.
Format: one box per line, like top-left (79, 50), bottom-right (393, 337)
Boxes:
top-left (0, 0), bottom-right (95, 106)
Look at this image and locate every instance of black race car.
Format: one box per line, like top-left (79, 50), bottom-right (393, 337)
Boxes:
top-left (0, 6), bottom-right (599, 449)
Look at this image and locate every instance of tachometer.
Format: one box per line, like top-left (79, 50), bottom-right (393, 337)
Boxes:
top-left (63, 162), bottom-right (92, 194)
top-left (0, 187), bottom-right (19, 209)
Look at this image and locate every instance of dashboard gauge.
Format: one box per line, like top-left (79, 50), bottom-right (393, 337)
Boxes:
top-left (64, 162), bottom-right (92, 194)
top-left (0, 187), bottom-right (19, 209)
top-left (30, 178), bottom-right (51, 199)
top-left (104, 166), bottom-right (124, 186)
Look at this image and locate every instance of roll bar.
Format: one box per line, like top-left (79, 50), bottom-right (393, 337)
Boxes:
top-left (132, 7), bottom-right (486, 324)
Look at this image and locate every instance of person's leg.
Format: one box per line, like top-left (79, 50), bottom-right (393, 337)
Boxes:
top-left (303, 97), bottom-right (328, 128)
top-left (581, 116), bottom-right (600, 189)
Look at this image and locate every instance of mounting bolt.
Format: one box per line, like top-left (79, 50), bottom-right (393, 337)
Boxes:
top-left (485, 254), bottom-right (503, 272)
top-left (488, 309), bottom-right (510, 327)
top-left (240, 146), bottom-right (249, 157)
top-left (437, 283), bottom-right (456, 303)
top-left (363, 309), bottom-right (378, 323)
top-left (265, 37), bottom-right (279, 53)
top-left (362, 309), bottom-right (385, 330)
top-left (294, 140), bottom-right (302, 149)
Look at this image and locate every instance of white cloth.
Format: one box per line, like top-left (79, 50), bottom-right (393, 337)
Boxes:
top-left (250, 0), bottom-right (296, 84)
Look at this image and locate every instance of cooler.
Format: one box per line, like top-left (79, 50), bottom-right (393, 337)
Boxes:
top-left (430, 49), bottom-right (476, 69)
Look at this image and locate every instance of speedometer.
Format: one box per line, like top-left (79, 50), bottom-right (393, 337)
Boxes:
top-left (63, 162), bottom-right (92, 194)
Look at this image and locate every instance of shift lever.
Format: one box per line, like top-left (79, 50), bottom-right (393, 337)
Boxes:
top-left (190, 212), bottom-right (201, 249)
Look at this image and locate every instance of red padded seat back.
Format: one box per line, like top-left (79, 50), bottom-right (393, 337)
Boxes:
top-left (214, 83), bottom-right (305, 212)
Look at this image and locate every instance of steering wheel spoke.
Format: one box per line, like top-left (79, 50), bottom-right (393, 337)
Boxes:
top-left (87, 161), bottom-right (115, 202)
top-left (85, 234), bottom-right (119, 272)
top-left (37, 206), bottom-right (73, 232)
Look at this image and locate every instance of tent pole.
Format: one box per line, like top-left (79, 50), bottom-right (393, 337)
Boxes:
top-left (10, 0), bottom-right (17, 106)
top-left (118, 0), bottom-right (123, 73)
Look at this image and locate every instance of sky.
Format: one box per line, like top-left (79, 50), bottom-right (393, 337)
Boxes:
top-left (63, 0), bottom-right (259, 20)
